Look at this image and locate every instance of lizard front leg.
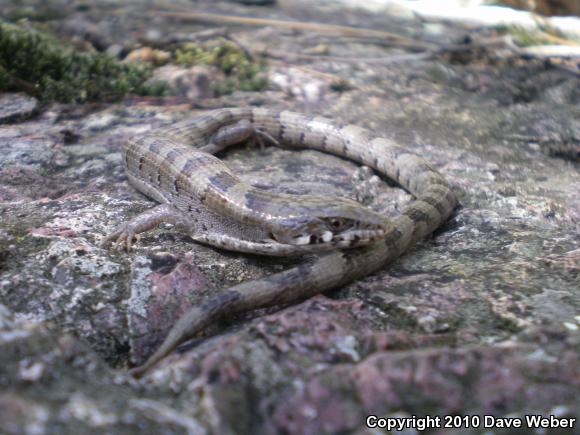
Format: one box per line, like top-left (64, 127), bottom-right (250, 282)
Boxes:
top-left (102, 203), bottom-right (288, 254)
top-left (101, 204), bottom-right (194, 251)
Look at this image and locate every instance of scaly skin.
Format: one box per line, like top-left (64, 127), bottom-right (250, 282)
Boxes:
top-left (102, 108), bottom-right (457, 377)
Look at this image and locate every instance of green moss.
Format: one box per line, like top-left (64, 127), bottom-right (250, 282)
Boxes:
top-left (174, 42), bottom-right (211, 66)
top-left (0, 21), bottom-right (168, 103)
top-left (4, 6), bottom-right (66, 22)
top-left (175, 39), bottom-right (268, 96)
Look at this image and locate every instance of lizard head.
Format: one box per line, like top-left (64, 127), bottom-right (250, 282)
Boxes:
top-left (270, 197), bottom-right (392, 249)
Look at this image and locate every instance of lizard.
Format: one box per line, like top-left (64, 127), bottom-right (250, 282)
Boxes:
top-left (101, 107), bottom-right (458, 377)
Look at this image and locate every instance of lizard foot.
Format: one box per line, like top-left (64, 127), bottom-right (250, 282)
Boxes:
top-left (251, 127), bottom-right (280, 152)
top-left (101, 204), bottom-right (189, 252)
top-left (101, 223), bottom-right (140, 251)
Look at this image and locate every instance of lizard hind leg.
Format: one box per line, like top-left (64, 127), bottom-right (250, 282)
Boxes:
top-left (101, 204), bottom-right (194, 251)
top-left (200, 119), bottom-right (279, 155)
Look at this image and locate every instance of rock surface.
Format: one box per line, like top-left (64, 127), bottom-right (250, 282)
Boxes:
top-left (0, 93), bottom-right (39, 123)
top-left (0, 0), bottom-right (578, 434)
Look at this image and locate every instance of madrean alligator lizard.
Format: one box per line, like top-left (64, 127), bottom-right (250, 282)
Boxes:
top-left (102, 107), bottom-right (457, 377)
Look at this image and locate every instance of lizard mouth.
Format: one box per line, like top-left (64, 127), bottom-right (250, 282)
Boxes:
top-left (270, 216), bottom-right (391, 248)
top-left (286, 228), bottom-right (387, 246)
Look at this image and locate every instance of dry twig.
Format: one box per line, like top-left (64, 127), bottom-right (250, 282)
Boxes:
top-left (149, 10), bottom-right (435, 51)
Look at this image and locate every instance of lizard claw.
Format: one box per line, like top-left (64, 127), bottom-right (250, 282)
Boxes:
top-left (101, 224), bottom-right (138, 252)
top-left (254, 128), bottom-right (279, 152)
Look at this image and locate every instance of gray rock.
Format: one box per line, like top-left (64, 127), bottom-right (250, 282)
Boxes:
top-left (0, 0), bottom-right (578, 433)
top-left (0, 93), bottom-right (39, 124)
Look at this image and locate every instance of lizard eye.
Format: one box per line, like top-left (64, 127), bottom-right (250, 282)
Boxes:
top-left (328, 218), bottom-right (348, 232)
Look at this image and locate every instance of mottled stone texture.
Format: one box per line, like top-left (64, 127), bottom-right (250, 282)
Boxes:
top-left (0, 0), bottom-right (578, 434)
